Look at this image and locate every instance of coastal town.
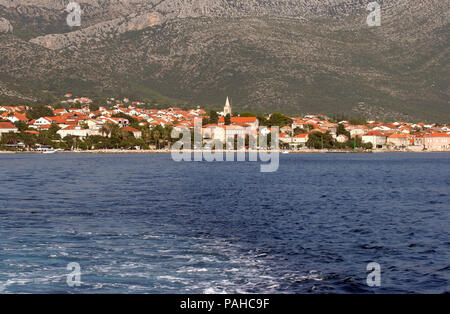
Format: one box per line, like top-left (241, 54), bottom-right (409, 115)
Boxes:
top-left (0, 96), bottom-right (449, 152)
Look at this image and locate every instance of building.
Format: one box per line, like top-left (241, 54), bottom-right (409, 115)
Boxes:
top-left (223, 97), bottom-right (232, 116)
top-left (336, 134), bottom-right (349, 143)
top-left (31, 117), bottom-right (53, 127)
top-left (318, 121), bottom-right (337, 135)
top-left (346, 125), bottom-right (370, 138)
top-left (57, 126), bottom-right (99, 138)
top-left (202, 124), bottom-right (225, 142)
top-left (122, 126), bottom-right (142, 139)
top-left (424, 133), bottom-right (450, 151)
top-left (387, 133), bottom-right (410, 147)
top-left (0, 121), bottom-right (18, 136)
top-left (105, 117), bottom-right (130, 127)
top-left (224, 125), bottom-right (249, 144)
top-left (362, 131), bottom-right (387, 148)
top-left (218, 116), bottom-right (259, 130)
top-left (292, 133), bottom-right (309, 147)
top-left (2, 112), bottom-right (28, 123)
top-left (279, 132), bottom-right (292, 144)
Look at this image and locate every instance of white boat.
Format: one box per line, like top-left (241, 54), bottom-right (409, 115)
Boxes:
top-left (42, 150), bottom-right (57, 154)
top-left (282, 150), bottom-right (290, 154)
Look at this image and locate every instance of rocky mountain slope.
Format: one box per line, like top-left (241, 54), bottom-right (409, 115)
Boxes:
top-left (0, 0), bottom-right (448, 121)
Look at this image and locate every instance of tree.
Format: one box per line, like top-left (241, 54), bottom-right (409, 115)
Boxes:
top-left (112, 113), bottom-right (137, 125)
top-left (224, 114), bottom-right (231, 125)
top-left (21, 132), bottom-right (37, 150)
top-left (257, 115), bottom-right (269, 126)
top-left (0, 132), bottom-right (18, 145)
top-left (83, 136), bottom-right (95, 150)
top-left (26, 105), bottom-right (55, 120)
top-left (77, 141), bottom-right (89, 150)
top-left (239, 112), bottom-right (257, 117)
top-left (294, 127), bottom-right (307, 135)
top-left (100, 123), bottom-right (112, 137)
top-left (348, 117), bottom-right (367, 125)
top-left (162, 126), bottom-right (174, 148)
top-left (14, 121), bottom-right (28, 132)
top-left (90, 103), bottom-right (100, 112)
top-left (337, 124), bottom-right (350, 138)
top-left (109, 123), bottom-right (121, 139)
top-left (208, 110), bottom-right (219, 124)
top-left (152, 129), bottom-right (161, 149)
top-left (306, 131), bottom-right (334, 149)
top-left (62, 135), bottom-right (75, 150)
top-left (49, 123), bottom-right (61, 135)
top-left (267, 112), bottom-right (292, 128)
top-left (362, 142), bottom-right (373, 150)
top-left (79, 122), bottom-right (89, 129)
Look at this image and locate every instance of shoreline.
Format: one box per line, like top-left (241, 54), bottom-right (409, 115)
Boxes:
top-left (1, 149), bottom-right (449, 154)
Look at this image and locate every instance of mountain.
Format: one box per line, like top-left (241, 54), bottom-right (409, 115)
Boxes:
top-left (0, 0), bottom-right (448, 121)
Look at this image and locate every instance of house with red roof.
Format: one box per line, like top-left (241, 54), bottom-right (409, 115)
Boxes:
top-left (362, 131), bottom-right (388, 148)
top-left (122, 126), bottom-right (142, 139)
top-left (318, 121), bottom-right (337, 134)
top-left (218, 117), bottom-right (259, 130)
top-left (102, 117), bottom-right (130, 127)
top-left (54, 109), bottom-right (68, 115)
top-left (346, 125), bottom-right (370, 138)
top-left (25, 130), bottom-right (39, 135)
top-left (292, 133), bottom-right (309, 146)
top-left (30, 117), bottom-right (53, 127)
top-left (57, 125), bottom-right (99, 138)
top-left (336, 134), bottom-right (349, 143)
top-left (37, 124), bottom-right (52, 131)
top-left (279, 132), bottom-right (291, 144)
top-left (387, 133), bottom-right (410, 147)
top-left (0, 106), bottom-right (24, 113)
top-left (202, 124), bottom-right (225, 142)
top-left (0, 121), bottom-right (18, 136)
top-left (424, 133), bottom-right (450, 151)
top-left (2, 112), bottom-right (28, 123)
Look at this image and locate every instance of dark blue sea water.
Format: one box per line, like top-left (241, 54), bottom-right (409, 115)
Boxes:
top-left (0, 153), bottom-right (449, 294)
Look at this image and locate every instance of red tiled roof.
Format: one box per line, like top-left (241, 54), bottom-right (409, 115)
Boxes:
top-left (48, 116), bottom-right (67, 124)
top-left (13, 113), bottom-right (28, 121)
top-left (365, 131), bottom-right (387, 137)
top-left (122, 126), bottom-right (140, 132)
top-left (0, 122), bottom-right (16, 129)
top-left (218, 117), bottom-right (257, 124)
top-left (388, 133), bottom-right (409, 138)
top-left (425, 133), bottom-right (450, 138)
top-left (25, 130), bottom-right (39, 135)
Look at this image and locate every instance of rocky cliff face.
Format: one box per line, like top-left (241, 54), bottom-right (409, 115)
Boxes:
top-left (0, 0), bottom-right (380, 17)
top-left (1, 0), bottom-right (410, 50)
top-left (29, 12), bottom-right (164, 49)
top-left (1, 0), bottom-right (394, 51)
top-left (0, 17), bottom-right (12, 33)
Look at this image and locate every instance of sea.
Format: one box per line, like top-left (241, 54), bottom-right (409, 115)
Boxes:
top-left (0, 152), bottom-right (448, 293)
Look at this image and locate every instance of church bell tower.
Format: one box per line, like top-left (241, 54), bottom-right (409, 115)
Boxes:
top-left (224, 97), bottom-right (232, 116)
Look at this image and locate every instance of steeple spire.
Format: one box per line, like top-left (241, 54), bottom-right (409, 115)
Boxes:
top-left (224, 97), bottom-right (232, 116)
